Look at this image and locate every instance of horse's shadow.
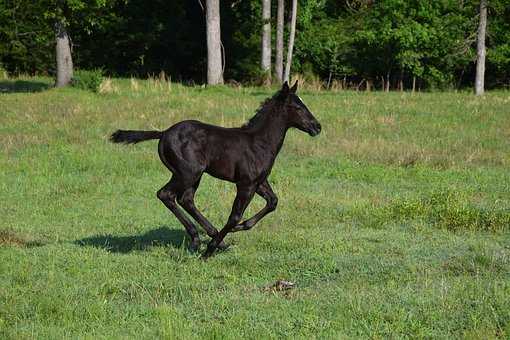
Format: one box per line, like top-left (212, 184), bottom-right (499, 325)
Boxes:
top-left (74, 226), bottom-right (188, 253)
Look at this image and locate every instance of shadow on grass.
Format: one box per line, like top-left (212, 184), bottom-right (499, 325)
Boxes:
top-left (0, 80), bottom-right (51, 93)
top-left (74, 226), bottom-right (188, 253)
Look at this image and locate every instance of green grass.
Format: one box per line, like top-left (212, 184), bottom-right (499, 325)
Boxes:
top-left (1, 77), bottom-right (509, 339)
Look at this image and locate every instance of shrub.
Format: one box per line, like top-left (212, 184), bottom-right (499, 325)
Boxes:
top-left (390, 190), bottom-right (510, 232)
top-left (350, 190), bottom-right (510, 232)
top-left (72, 69), bottom-right (103, 92)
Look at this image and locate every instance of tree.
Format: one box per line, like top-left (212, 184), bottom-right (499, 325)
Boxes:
top-left (274, 0), bottom-right (285, 82)
top-left (485, 0), bottom-right (510, 88)
top-left (45, 0), bottom-right (118, 87)
top-left (2, 0), bottom-right (510, 89)
top-left (206, 0), bottom-right (223, 84)
top-left (55, 20), bottom-right (73, 87)
top-left (261, 0), bottom-right (271, 83)
top-left (297, 18), bottom-right (353, 86)
top-left (475, 0), bottom-right (487, 95)
top-left (348, 0), bottom-right (479, 91)
top-left (0, 1), bottom-right (53, 75)
top-left (283, 0), bottom-right (297, 82)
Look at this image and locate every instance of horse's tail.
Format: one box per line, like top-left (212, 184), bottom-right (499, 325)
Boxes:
top-left (109, 130), bottom-right (162, 144)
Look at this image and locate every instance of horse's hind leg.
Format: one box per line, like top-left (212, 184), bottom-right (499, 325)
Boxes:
top-left (178, 182), bottom-right (229, 250)
top-left (157, 178), bottom-right (201, 252)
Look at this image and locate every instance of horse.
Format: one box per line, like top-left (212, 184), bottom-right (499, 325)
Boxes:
top-left (110, 81), bottom-right (321, 258)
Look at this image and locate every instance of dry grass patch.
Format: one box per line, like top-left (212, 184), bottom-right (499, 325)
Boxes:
top-left (99, 77), bottom-right (119, 94)
top-left (0, 133), bottom-right (51, 155)
top-left (0, 229), bottom-right (41, 247)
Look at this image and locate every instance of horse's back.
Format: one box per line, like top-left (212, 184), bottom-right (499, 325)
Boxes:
top-left (158, 120), bottom-right (247, 172)
top-left (158, 120), bottom-right (248, 180)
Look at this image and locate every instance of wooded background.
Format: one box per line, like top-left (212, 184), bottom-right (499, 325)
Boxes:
top-left (1, 0), bottom-right (509, 90)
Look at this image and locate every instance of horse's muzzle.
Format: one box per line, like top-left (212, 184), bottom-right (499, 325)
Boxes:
top-left (308, 122), bottom-right (322, 136)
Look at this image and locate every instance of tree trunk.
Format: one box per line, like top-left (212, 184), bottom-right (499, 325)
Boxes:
top-left (412, 76), bottom-right (416, 93)
top-left (55, 21), bottom-right (73, 87)
top-left (206, 0), bottom-right (223, 85)
top-left (356, 79), bottom-right (365, 91)
top-left (475, 0), bottom-right (487, 95)
top-left (327, 71), bottom-right (332, 89)
top-left (283, 0), bottom-right (297, 83)
top-left (261, 0), bottom-right (271, 83)
top-left (366, 79), bottom-right (372, 92)
top-left (385, 72), bottom-right (390, 92)
top-left (275, 0), bottom-right (285, 82)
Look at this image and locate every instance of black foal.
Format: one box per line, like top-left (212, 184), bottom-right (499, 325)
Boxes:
top-left (110, 81), bottom-right (321, 258)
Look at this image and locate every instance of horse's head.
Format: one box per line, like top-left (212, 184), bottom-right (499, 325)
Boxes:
top-left (278, 81), bottom-right (321, 136)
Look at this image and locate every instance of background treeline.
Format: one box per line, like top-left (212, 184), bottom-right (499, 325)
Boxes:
top-left (1, 0), bottom-right (509, 89)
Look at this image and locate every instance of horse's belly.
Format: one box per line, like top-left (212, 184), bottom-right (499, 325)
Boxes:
top-left (205, 157), bottom-right (237, 182)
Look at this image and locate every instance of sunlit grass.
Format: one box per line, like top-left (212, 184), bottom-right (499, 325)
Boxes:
top-left (1, 77), bottom-right (509, 338)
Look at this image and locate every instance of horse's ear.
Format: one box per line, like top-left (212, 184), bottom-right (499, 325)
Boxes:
top-left (290, 80), bottom-right (298, 93)
top-left (281, 81), bottom-right (290, 94)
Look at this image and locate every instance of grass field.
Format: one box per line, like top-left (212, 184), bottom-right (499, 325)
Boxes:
top-left (1, 77), bottom-right (509, 339)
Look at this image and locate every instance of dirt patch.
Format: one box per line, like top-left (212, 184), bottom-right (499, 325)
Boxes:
top-left (264, 280), bottom-right (296, 292)
top-left (0, 230), bottom-right (42, 248)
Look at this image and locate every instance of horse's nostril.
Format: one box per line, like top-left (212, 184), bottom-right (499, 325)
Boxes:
top-left (316, 123), bottom-right (322, 131)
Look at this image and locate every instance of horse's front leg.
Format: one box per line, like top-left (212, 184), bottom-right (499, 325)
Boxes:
top-left (202, 185), bottom-right (256, 259)
top-left (231, 180), bottom-right (277, 232)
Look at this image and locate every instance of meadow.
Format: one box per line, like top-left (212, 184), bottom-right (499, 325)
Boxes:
top-left (1, 77), bottom-right (509, 339)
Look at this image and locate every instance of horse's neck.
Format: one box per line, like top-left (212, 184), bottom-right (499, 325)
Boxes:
top-left (251, 111), bottom-right (288, 157)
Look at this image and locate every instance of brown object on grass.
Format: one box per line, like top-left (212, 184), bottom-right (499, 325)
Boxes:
top-left (265, 280), bottom-right (296, 292)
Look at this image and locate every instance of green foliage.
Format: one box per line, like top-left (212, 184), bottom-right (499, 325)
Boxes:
top-left (1, 0), bottom-right (510, 88)
top-left (389, 190), bottom-right (510, 232)
top-left (486, 3), bottom-right (510, 87)
top-left (41, 0), bottom-right (120, 29)
top-left (71, 69), bottom-right (103, 92)
top-left (0, 1), bottom-right (53, 74)
top-left (297, 18), bottom-right (354, 78)
top-left (348, 0), bottom-right (478, 88)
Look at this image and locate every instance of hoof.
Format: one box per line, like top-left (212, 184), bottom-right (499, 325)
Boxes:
top-left (188, 239), bottom-right (201, 253)
top-left (201, 248), bottom-right (215, 260)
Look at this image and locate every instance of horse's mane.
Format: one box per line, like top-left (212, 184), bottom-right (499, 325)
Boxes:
top-left (241, 92), bottom-right (281, 129)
